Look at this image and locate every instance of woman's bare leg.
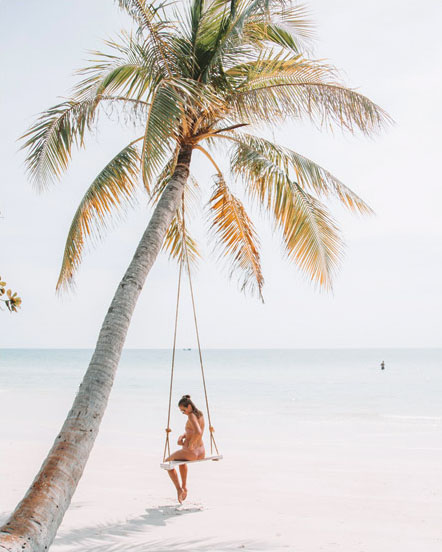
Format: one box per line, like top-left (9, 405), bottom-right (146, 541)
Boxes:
top-left (165, 449), bottom-right (197, 462)
top-left (179, 464), bottom-right (188, 500)
top-left (167, 469), bottom-right (184, 503)
top-left (165, 449), bottom-right (196, 503)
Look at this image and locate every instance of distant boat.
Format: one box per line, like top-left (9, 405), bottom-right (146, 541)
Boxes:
top-left (183, 348), bottom-right (192, 351)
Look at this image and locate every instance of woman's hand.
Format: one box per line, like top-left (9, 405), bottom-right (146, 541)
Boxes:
top-left (177, 434), bottom-right (186, 446)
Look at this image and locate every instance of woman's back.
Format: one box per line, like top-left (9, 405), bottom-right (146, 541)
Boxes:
top-left (185, 413), bottom-right (205, 442)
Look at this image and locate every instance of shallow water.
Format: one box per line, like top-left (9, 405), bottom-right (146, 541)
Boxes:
top-left (1, 348), bottom-right (441, 452)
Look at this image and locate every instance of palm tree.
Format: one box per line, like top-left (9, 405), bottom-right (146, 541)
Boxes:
top-left (0, 0), bottom-right (390, 550)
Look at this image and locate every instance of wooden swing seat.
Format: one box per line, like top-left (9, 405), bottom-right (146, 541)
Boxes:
top-left (160, 455), bottom-right (223, 470)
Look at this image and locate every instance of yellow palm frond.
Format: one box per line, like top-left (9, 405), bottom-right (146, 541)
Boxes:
top-left (56, 143), bottom-right (140, 292)
top-left (162, 203), bottom-right (200, 265)
top-left (157, 151), bottom-right (201, 265)
top-left (228, 132), bottom-right (373, 215)
top-left (275, 182), bottom-right (343, 289)
top-left (208, 176), bottom-right (264, 300)
top-left (150, 147), bottom-right (179, 203)
top-left (228, 136), bottom-right (343, 288)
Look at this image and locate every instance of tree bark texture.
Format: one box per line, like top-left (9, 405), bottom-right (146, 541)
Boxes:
top-left (0, 146), bottom-right (193, 552)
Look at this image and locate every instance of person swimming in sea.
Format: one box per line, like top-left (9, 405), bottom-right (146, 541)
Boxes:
top-left (164, 394), bottom-right (205, 503)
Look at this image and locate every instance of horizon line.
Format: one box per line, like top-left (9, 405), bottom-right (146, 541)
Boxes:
top-left (2, 346), bottom-right (441, 351)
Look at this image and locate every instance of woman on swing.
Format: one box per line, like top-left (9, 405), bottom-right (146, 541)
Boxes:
top-left (165, 395), bottom-right (205, 503)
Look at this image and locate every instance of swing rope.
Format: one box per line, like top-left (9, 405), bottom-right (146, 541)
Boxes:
top-left (162, 250), bottom-right (184, 462)
top-left (163, 194), bottom-right (220, 462)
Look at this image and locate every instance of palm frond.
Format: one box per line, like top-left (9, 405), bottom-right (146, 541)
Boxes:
top-left (230, 56), bottom-right (391, 133)
top-left (228, 132), bottom-right (373, 214)
top-left (150, 147), bottom-right (179, 204)
top-left (162, 207), bottom-right (200, 265)
top-left (152, 150), bottom-right (200, 264)
top-left (116, 0), bottom-right (176, 78)
top-left (140, 74), bottom-right (218, 190)
top-left (116, 0), bottom-right (169, 32)
top-left (242, 4), bottom-right (314, 54)
top-left (56, 143), bottom-right (140, 291)
top-left (229, 136), bottom-right (343, 288)
top-left (278, 183), bottom-right (343, 289)
top-left (194, 0), bottom-right (259, 83)
top-left (208, 175), bottom-right (264, 300)
top-left (189, 0), bottom-right (205, 47)
top-left (140, 81), bottom-right (185, 191)
top-left (21, 96), bottom-right (147, 189)
top-left (161, 165), bottom-right (201, 265)
top-left (20, 99), bottom-right (96, 189)
top-left (196, 0), bottom-right (311, 81)
top-left (74, 33), bottom-right (160, 102)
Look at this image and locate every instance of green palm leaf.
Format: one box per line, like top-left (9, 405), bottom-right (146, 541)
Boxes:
top-left (21, 96), bottom-right (147, 189)
top-left (140, 81), bottom-right (185, 190)
top-left (21, 99), bottom-right (96, 189)
top-left (242, 4), bottom-right (313, 54)
top-left (117, 0), bottom-right (168, 33)
top-left (74, 33), bottom-right (159, 102)
top-left (116, 0), bottom-right (178, 78)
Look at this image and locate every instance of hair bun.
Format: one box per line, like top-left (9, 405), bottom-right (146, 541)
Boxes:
top-left (183, 394), bottom-right (191, 399)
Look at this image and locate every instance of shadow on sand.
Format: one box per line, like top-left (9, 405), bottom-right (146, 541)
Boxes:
top-left (53, 504), bottom-right (200, 545)
top-left (51, 505), bottom-right (279, 551)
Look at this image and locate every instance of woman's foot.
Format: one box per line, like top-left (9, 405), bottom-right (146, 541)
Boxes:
top-left (181, 487), bottom-right (188, 501)
top-left (177, 487), bottom-right (185, 504)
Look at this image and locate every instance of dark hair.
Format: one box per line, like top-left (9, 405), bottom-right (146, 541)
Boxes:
top-left (178, 395), bottom-right (203, 418)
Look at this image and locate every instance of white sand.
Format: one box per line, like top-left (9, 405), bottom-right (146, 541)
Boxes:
top-left (1, 391), bottom-right (442, 551)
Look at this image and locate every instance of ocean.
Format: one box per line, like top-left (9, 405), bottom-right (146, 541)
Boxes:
top-left (1, 348), bottom-right (442, 552)
top-left (1, 348), bottom-right (441, 457)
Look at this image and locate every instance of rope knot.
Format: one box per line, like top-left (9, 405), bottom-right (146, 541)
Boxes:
top-left (165, 428), bottom-right (172, 433)
top-left (209, 426), bottom-right (215, 433)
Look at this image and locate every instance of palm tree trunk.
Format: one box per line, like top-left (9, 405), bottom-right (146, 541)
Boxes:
top-left (0, 146), bottom-right (193, 552)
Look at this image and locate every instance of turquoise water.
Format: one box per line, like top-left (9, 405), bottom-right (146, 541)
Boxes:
top-left (1, 348), bottom-right (441, 454)
top-left (1, 348), bottom-right (441, 412)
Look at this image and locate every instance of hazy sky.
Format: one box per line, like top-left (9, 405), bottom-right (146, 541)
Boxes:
top-left (1, 0), bottom-right (441, 349)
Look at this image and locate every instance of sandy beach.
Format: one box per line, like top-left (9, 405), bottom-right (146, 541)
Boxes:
top-left (1, 349), bottom-right (441, 551)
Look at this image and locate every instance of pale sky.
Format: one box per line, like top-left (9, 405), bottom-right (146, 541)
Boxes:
top-left (1, 0), bottom-right (441, 349)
